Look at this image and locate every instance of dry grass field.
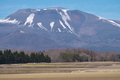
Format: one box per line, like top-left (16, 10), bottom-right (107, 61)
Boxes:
top-left (0, 72), bottom-right (120, 80)
top-left (0, 62), bottom-right (120, 80)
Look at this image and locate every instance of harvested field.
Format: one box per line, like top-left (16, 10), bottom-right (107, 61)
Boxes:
top-left (0, 62), bottom-right (120, 80)
top-left (0, 72), bottom-right (120, 80)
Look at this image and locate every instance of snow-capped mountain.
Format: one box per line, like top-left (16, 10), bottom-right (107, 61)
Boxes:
top-left (0, 7), bottom-right (120, 53)
top-left (0, 8), bottom-right (76, 33)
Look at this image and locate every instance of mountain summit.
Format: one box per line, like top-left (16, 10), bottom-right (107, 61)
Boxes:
top-left (0, 7), bottom-right (120, 52)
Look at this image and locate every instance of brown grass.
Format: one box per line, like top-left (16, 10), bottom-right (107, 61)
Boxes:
top-left (0, 62), bottom-right (120, 80)
top-left (0, 72), bottom-right (120, 80)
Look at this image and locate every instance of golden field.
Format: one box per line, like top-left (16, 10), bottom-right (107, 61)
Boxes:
top-left (0, 62), bottom-right (120, 80)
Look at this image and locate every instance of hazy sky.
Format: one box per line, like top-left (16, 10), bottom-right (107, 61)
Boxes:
top-left (0, 0), bottom-right (120, 20)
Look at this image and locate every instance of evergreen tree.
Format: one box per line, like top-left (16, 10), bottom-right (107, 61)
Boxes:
top-left (4, 49), bottom-right (14, 64)
top-left (19, 51), bottom-right (26, 63)
top-left (24, 54), bottom-right (30, 63)
top-left (0, 50), bottom-right (5, 64)
top-left (40, 53), bottom-right (45, 62)
top-left (13, 51), bottom-right (19, 63)
top-left (35, 53), bottom-right (41, 62)
top-left (30, 52), bottom-right (37, 62)
top-left (45, 55), bottom-right (51, 63)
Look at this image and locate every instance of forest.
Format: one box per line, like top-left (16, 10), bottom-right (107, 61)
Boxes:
top-left (0, 48), bottom-right (120, 64)
top-left (0, 49), bottom-right (51, 64)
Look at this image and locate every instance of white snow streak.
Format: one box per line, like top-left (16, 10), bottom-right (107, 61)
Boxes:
top-left (98, 16), bottom-right (105, 20)
top-left (43, 9), bottom-right (47, 10)
top-left (58, 9), bottom-right (71, 21)
top-left (58, 28), bottom-right (61, 32)
top-left (61, 15), bottom-right (74, 32)
top-left (36, 9), bottom-right (41, 11)
top-left (50, 22), bottom-right (55, 31)
top-left (59, 20), bottom-right (66, 29)
top-left (0, 18), bottom-right (19, 24)
top-left (64, 19), bottom-right (73, 32)
top-left (31, 9), bottom-right (41, 12)
top-left (37, 22), bottom-right (48, 31)
top-left (107, 20), bottom-right (120, 27)
top-left (24, 13), bottom-right (35, 27)
top-left (58, 9), bottom-right (74, 33)
top-left (56, 9), bottom-right (59, 13)
top-left (62, 9), bottom-right (71, 20)
top-left (20, 30), bottom-right (25, 33)
top-left (98, 16), bottom-right (120, 27)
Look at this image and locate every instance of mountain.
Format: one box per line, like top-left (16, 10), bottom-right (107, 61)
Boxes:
top-left (0, 7), bottom-right (120, 53)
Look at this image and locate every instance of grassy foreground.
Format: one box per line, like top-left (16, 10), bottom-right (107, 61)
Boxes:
top-left (0, 62), bottom-right (120, 80)
top-left (0, 72), bottom-right (120, 80)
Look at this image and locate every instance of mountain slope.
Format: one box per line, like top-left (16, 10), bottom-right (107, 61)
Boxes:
top-left (0, 7), bottom-right (120, 52)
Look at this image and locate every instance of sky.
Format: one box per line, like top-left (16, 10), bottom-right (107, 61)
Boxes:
top-left (0, 0), bottom-right (120, 20)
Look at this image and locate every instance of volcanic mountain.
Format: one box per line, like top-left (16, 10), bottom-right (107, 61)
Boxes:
top-left (0, 7), bottom-right (120, 53)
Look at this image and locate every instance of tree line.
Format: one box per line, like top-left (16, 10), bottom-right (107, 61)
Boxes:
top-left (59, 49), bottom-right (120, 62)
top-left (0, 49), bottom-right (51, 64)
top-left (0, 48), bottom-right (120, 63)
top-left (44, 48), bottom-right (120, 62)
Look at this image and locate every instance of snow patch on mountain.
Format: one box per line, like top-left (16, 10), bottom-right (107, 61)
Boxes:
top-left (37, 22), bottom-right (48, 31)
top-left (0, 18), bottom-right (19, 24)
top-left (56, 9), bottom-right (59, 13)
top-left (20, 30), bottom-right (25, 33)
top-left (58, 28), bottom-right (61, 32)
top-left (43, 9), bottom-right (47, 10)
top-left (50, 22), bottom-right (55, 31)
top-left (62, 9), bottom-right (71, 20)
top-left (57, 9), bottom-right (70, 21)
top-left (61, 16), bottom-right (74, 33)
top-left (24, 13), bottom-right (35, 27)
top-left (31, 9), bottom-right (41, 12)
top-left (98, 16), bottom-right (120, 27)
top-left (58, 10), bottom-right (74, 33)
top-left (59, 20), bottom-right (66, 29)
